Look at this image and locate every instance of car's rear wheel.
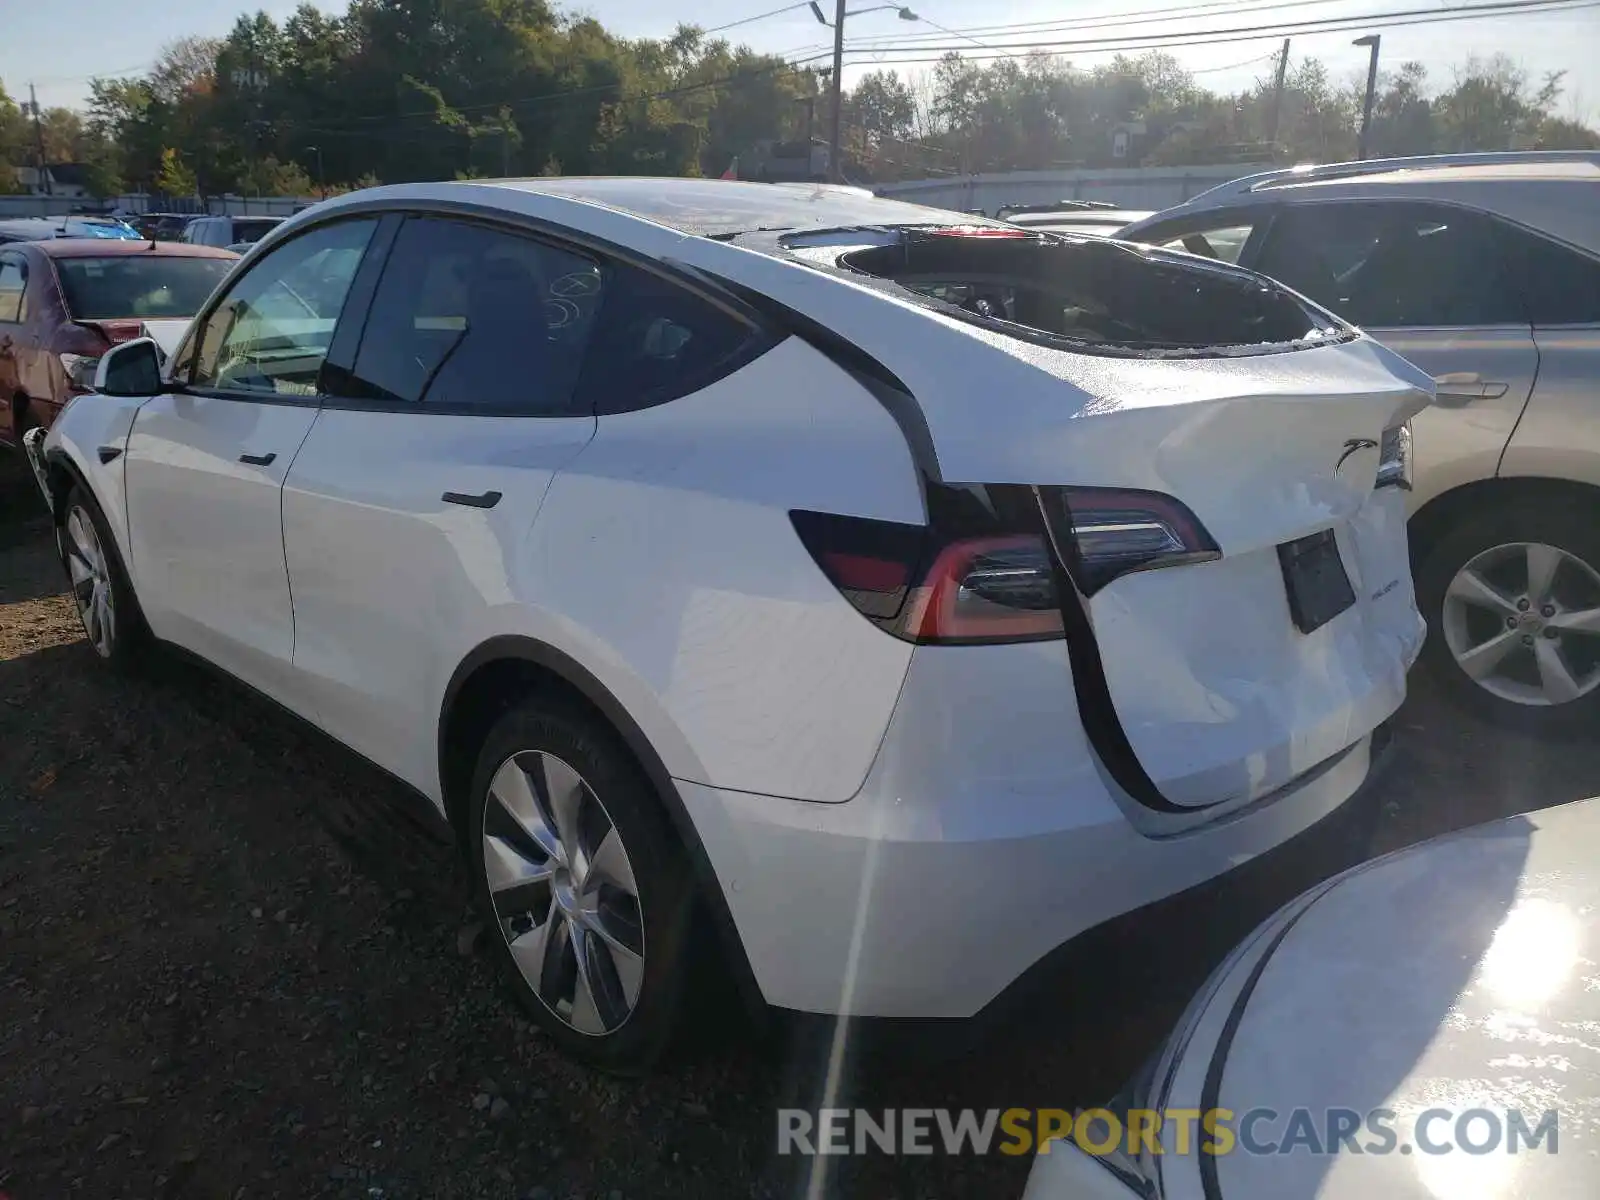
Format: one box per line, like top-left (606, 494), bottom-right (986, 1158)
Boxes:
top-left (465, 697), bottom-right (697, 1073)
top-left (1416, 499), bottom-right (1600, 733)
top-left (56, 484), bottom-right (147, 669)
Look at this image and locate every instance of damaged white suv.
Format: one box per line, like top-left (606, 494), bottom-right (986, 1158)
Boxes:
top-left (27, 180), bottom-right (1430, 1071)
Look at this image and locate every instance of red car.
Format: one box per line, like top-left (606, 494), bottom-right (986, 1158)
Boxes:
top-left (0, 239), bottom-right (236, 448)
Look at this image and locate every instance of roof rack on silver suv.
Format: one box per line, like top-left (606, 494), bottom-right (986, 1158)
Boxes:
top-left (1186, 150), bottom-right (1600, 207)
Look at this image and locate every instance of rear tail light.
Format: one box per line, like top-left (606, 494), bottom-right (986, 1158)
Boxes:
top-left (1376, 421), bottom-right (1411, 490)
top-left (792, 484), bottom-right (1219, 643)
top-left (902, 536), bottom-right (1062, 642)
top-left (1038, 486), bottom-right (1220, 595)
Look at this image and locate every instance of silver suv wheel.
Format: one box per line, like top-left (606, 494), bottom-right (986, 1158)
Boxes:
top-left (480, 750), bottom-right (645, 1035)
top-left (1441, 541), bottom-right (1600, 707)
top-left (60, 502), bottom-right (115, 658)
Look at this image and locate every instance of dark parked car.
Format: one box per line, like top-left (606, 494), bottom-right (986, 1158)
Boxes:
top-left (0, 239), bottom-right (236, 447)
top-left (134, 212), bottom-right (203, 241)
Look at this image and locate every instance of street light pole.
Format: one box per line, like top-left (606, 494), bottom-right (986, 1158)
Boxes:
top-left (812, 4), bottom-right (918, 183)
top-left (827, 0), bottom-right (847, 183)
top-left (1354, 34), bottom-right (1381, 160)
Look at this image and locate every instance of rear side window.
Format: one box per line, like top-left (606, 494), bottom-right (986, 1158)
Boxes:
top-left (1156, 223), bottom-right (1256, 264)
top-left (347, 217), bottom-right (600, 414)
top-left (576, 263), bottom-right (764, 414)
top-left (838, 231), bottom-right (1345, 353)
top-left (1253, 202), bottom-right (1522, 328)
top-left (0, 257), bottom-right (24, 323)
top-left (1498, 227), bottom-right (1600, 325)
top-left (232, 219), bottom-right (281, 245)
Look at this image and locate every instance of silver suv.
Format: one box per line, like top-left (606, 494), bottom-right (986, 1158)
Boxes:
top-left (1121, 152), bottom-right (1600, 733)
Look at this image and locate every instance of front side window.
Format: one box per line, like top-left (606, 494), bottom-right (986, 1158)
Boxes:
top-left (347, 217), bottom-right (601, 414)
top-left (189, 218), bottom-right (376, 397)
top-left (0, 257), bottom-right (25, 323)
top-left (1253, 202), bottom-right (1521, 328)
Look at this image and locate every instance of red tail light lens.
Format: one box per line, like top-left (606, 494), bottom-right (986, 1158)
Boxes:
top-left (790, 510), bottom-right (1062, 644)
top-left (1039, 486), bottom-right (1219, 595)
top-left (902, 535), bottom-right (1063, 642)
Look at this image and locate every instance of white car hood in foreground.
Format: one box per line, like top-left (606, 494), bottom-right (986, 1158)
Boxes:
top-left (1027, 797), bottom-right (1600, 1200)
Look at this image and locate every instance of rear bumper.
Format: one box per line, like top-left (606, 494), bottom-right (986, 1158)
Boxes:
top-left (680, 722), bottom-right (1381, 1018)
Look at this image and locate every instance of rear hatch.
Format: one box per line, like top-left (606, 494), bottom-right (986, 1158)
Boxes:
top-left (697, 227), bottom-right (1432, 810)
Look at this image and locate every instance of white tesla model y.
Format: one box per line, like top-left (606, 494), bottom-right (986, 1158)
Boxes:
top-left (26, 179), bottom-right (1430, 1071)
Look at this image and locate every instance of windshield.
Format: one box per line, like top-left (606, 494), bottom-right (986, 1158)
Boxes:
top-left (56, 255), bottom-right (233, 320)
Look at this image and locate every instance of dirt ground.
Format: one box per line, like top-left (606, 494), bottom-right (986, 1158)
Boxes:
top-left (4, 457), bottom-right (1600, 1200)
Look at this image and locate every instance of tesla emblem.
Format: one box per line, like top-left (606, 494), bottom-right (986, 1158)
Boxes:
top-left (1335, 437), bottom-right (1379, 476)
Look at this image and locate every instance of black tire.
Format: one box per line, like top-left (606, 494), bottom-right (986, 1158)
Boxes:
top-left (1415, 496), bottom-right (1600, 735)
top-left (464, 696), bottom-right (698, 1073)
top-left (56, 482), bottom-right (149, 671)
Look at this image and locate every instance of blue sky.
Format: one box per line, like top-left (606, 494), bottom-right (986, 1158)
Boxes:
top-left (7, 0), bottom-right (1598, 124)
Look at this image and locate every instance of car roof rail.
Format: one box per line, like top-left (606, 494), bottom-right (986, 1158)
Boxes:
top-left (1189, 150), bottom-right (1600, 205)
top-left (995, 200), bottom-right (1120, 217)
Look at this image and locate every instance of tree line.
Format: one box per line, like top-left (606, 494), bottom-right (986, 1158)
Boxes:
top-left (0, 0), bottom-right (1595, 199)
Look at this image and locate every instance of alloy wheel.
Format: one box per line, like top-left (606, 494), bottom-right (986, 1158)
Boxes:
top-left (1441, 541), bottom-right (1600, 707)
top-left (480, 750), bottom-right (645, 1036)
top-left (60, 505), bottom-right (115, 658)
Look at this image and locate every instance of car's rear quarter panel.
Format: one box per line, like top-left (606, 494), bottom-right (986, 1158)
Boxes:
top-left (528, 335), bottom-right (924, 804)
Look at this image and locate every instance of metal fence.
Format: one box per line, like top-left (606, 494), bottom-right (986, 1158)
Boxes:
top-left (0, 193), bottom-right (310, 219)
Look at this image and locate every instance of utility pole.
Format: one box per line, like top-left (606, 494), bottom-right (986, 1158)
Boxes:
top-left (795, 95), bottom-right (818, 178)
top-left (306, 145), bottom-right (325, 198)
top-left (827, 0), bottom-right (847, 183)
top-left (1354, 34), bottom-right (1381, 160)
top-left (1267, 39), bottom-right (1290, 151)
top-left (28, 83), bottom-right (51, 197)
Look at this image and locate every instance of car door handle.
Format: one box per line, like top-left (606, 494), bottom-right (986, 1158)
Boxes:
top-left (441, 490), bottom-right (502, 509)
top-left (239, 452), bottom-right (277, 466)
top-left (1432, 374), bottom-right (1511, 405)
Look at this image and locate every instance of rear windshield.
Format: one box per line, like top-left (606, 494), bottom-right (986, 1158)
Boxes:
top-left (56, 256), bottom-right (233, 320)
top-left (836, 231), bottom-right (1350, 355)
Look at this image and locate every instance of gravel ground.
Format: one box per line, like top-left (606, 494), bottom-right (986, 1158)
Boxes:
top-left (4, 457), bottom-right (1599, 1200)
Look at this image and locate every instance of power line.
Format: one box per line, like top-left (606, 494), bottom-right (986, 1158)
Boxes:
top-left (907, 14), bottom-right (1001, 51)
top-left (289, 0), bottom-right (1594, 141)
top-left (793, 0), bottom-right (1388, 51)
top-left (297, 50), bottom-right (840, 140)
top-left (696, 2), bottom-right (821, 36)
top-left (826, 0), bottom-right (1599, 57)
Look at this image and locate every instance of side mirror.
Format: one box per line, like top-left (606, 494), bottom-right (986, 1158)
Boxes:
top-left (93, 337), bottom-right (164, 397)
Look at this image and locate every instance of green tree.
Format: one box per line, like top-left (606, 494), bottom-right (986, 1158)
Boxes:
top-left (156, 147), bottom-right (197, 196)
top-left (0, 80), bottom-right (29, 191)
